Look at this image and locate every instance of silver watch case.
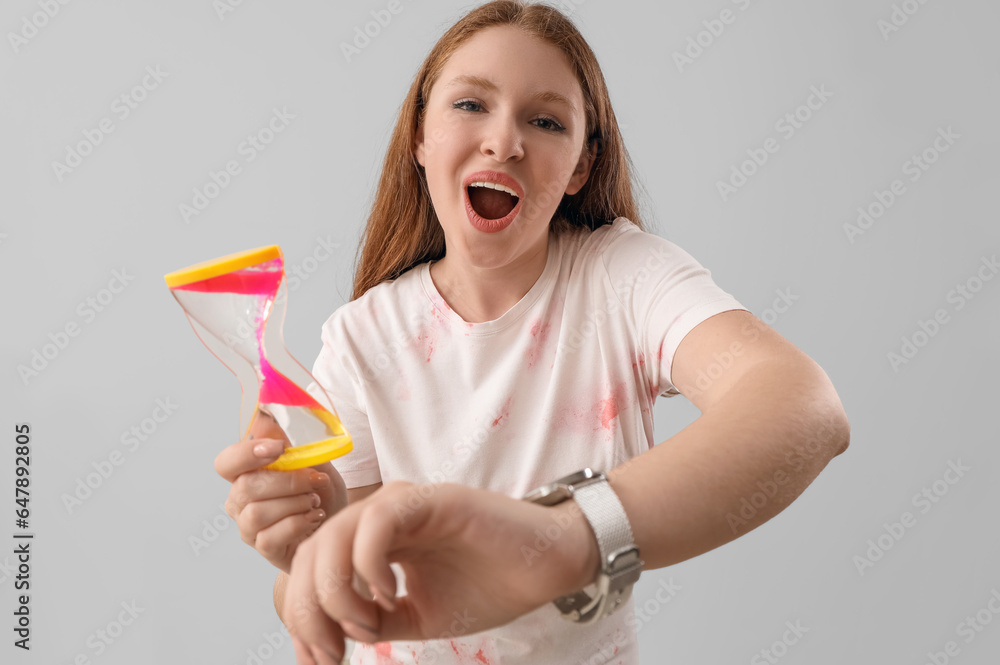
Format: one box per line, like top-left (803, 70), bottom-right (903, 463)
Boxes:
top-left (523, 468), bottom-right (644, 624)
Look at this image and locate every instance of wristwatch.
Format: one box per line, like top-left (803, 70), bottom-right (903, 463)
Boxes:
top-left (522, 468), bottom-right (644, 624)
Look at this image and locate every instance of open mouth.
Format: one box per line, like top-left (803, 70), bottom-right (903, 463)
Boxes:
top-left (467, 185), bottom-right (520, 221)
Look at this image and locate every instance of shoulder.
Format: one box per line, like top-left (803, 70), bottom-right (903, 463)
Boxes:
top-left (593, 217), bottom-right (709, 276)
top-left (555, 216), bottom-right (677, 275)
top-left (320, 264), bottom-right (427, 344)
top-left (553, 216), bottom-right (640, 263)
top-left (559, 216), bottom-right (658, 252)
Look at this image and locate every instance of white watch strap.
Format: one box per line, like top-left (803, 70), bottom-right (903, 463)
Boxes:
top-left (573, 480), bottom-right (636, 559)
top-left (548, 477), bottom-right (642, 624)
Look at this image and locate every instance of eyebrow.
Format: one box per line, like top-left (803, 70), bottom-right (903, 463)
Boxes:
top-left (444, 74), bottom-right (578, 114)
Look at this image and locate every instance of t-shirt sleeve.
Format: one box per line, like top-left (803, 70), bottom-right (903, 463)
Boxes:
top-left (600, 220), bottom-right (749, 399)
top-left (305, 312), bottom-right (382, 488)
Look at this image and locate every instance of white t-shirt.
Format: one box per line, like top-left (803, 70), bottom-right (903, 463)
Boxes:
top-left (306, 217), bottom-right (748, 665)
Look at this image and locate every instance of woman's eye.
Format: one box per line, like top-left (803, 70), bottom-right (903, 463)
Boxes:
top-left (452, 100), bottom-right (565, 132)
top-left (534, 117), bottom-right (565, 132)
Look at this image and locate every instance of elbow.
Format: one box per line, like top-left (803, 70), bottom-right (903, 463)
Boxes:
top-left (801, 385), bottom-right (850, 460)
top-left (803, 363), bottom-right (851, 458)
top-left (833, 416), bottom-right (851, 457)
top-left (822, 402), bottom-right (851, 458)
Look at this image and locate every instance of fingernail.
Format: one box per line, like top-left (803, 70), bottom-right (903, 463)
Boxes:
top-left (253, 440), bottom-right (282, 457)
top-left (309, 493), bottom-right (321, 508)
top-left (310, 471), bottom-right (331, 489)
top-left (341, 619), bottom-right (379, 642)
top-left (309, 509), bottom-right (325, 522)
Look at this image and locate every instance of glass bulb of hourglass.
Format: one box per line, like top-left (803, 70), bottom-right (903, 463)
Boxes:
top-left (164, 246), bottom-right (352, 470)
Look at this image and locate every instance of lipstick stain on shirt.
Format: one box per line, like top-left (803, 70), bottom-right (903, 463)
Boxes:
top-left (373, 641), bottom-right (402, 664)
top-left (599, 390), bottom-right (620, 430)
top-left (553, 379), bottom-right (632, 441)
top-left (361, 636), bottom-right (497, 664)
top-left (631, 350), bottom-right (658, 407)
top-left (416, 303), bottom-right (453, 362)
top-left (414, 331), bottom-right (435, 363)
top-left (351, 642), bottom-right (403, 665)
top-left (605, 380), bottom-right (633, 430)
top-left (492, 396), bottom-right (513, 427)
top-left (525, 318), bottom-right (552, 369)
top-left (446, 638), bottom-right (497, 664)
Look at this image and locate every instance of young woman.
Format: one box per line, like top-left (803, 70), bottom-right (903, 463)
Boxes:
top-left (214, 2), bottom-right (850, 664)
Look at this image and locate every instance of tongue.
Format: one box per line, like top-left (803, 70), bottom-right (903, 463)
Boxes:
top-left (469, 187), bottom-right (516, 220)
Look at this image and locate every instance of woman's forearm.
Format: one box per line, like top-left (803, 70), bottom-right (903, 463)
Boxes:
top-left (606, 359), bottom-right (850, 572)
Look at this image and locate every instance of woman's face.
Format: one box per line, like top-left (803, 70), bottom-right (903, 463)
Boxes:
top-left (414, 25), bottom-right (594, 273)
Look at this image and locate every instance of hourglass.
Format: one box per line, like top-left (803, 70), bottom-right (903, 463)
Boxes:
top-left (164, 245), bottom-right (352, 471)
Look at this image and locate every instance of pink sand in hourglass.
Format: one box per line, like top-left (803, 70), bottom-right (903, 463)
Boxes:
top-left (173, 260), bottom-right (324, 410)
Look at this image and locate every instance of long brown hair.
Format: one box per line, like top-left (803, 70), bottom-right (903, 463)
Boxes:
top-left (350, 0), bottom-right (649, 301)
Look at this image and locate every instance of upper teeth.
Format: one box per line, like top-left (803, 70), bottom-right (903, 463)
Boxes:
top-left (468, 181), bottom-right (518, 198)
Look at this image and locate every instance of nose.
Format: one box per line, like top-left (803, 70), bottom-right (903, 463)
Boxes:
top-left (481, 113), bottom-right (524, 162)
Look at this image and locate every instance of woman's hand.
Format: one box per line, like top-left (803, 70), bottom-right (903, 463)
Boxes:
top-left (281, 480), bottom-right (600, 664)
top-left (214, 410), bottom-right (349, 574)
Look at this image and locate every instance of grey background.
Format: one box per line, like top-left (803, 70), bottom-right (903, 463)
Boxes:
top-left (2, 0), bottom-right (998, 663)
